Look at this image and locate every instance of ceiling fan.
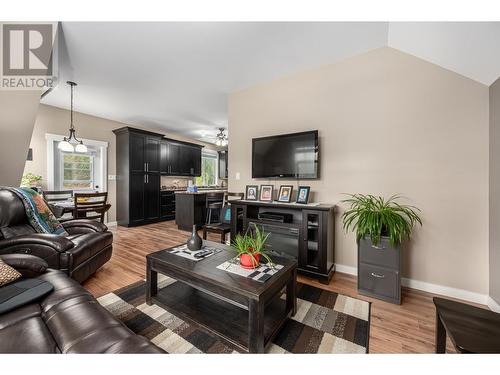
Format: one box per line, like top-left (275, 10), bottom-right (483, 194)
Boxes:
top-left (203, 127), bottom-right (228, 146)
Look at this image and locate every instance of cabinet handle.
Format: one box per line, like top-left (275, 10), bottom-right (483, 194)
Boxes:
top-left (371, 272), bottom-right (385, 279)
top-left (371, 245), bottom-right (386, 250)
top-left (144, 163), bottom-right (147, 172)
top-left (144, 175), bottom-right (146, 183)
top-left (147, 174), bottom-right (149, 183)
top-left (147, 163), bottom-right (149, 172)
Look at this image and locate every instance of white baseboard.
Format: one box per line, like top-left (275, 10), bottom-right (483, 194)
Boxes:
top-left (106, 221), bottom-right (117, 227)
top-left (488, 296), bottom-right (500, 313)
top-left (401, 278), bottom-right (487, 305)
top-left (335, 263), bottom-right (358, 276)
top-left (334, 263), bottom-right (489, 306)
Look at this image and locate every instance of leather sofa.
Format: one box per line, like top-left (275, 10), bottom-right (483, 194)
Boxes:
top-left (0, 188), bottom-right (112, 283)
top-left (0, 254), bottom-right (164, 353)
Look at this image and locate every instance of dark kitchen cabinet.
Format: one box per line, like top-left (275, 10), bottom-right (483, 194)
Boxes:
top-left (115, 127), bottom-right (203, 227)
top-left (160, 141), bottom-right (168, 174)
top-left (130, 133), bottom-right (145, 173)
top-left (145, 137), bottom-right (160, 173)
top-left (218, 150), bottom-right (228, 179)
top-left (181, 145), bottom-right (201, 176)
top-left (129, 173), bottom-right (145, 225)
top-left (160, 139), bottom-right (202, 177)
top-left (160, 190), bottom-right (176, 220)
top-left (144, 173), bottom-right (160, 220)
top-left (113, 127), bottom-right (162, 227)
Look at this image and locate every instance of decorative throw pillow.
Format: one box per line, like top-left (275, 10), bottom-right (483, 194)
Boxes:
top-left (0, 259), bottom-right (22, 287)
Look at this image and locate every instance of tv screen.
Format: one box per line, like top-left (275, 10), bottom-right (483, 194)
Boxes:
top-left (252, 130), bottom-right (319, 179)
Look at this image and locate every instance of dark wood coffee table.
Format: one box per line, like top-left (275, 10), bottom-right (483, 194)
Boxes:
top-left (146, 241), bottom-right (297, 353)
top-left (434, 297), bottom-right (500, 353)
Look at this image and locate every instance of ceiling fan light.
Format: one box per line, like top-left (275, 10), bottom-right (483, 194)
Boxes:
top-left (221, 139), bottom-right (228, 146)
top-left (215, 139), bottom-right (222, 146)
top-left (75, 143), bottom-right (88, 153)
top-left (58, 140), bottom-right (74, 152)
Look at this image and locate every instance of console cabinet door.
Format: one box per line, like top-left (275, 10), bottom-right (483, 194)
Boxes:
top-left (300, 210), bottom-right (324, 272)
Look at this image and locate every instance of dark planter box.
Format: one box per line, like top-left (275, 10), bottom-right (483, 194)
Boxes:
top-left (357, 236), bottom-right (401, 304)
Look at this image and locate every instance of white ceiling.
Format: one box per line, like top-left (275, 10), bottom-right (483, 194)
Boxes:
top-left (42, 22), bottom-right (500, 143)
top-left (388, 22), bottom-right (500, 86)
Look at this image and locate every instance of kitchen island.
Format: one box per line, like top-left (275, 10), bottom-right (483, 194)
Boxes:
top-left (175, 189), bottom-right (226, 231)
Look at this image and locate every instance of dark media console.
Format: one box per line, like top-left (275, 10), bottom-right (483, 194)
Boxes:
top-left (231, 200), bottom-right (335, 284)
top-left (258, 211), bottom-right (294, 223)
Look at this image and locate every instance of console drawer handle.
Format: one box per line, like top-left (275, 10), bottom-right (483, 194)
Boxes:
top-left (371, 272), bottom-right (385, 279)
top-left (371, 245), bottom-right (386, 250)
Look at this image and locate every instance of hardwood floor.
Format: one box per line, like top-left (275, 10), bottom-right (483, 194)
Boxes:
top-left (83, 220), bottom-right (468, 354)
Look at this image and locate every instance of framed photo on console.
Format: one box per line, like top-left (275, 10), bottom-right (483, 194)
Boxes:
top-left (296, 186), bottom-right (311, 204)
top-left (245, 185), bottom-right (259, 201)
top-left (277, 185), bottom-right (293, 203)
top-left (259, 185), bottom-right (274, 201)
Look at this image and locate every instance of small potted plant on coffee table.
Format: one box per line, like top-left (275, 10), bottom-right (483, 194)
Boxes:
top-left (232, 225), bottom-right (274, 269)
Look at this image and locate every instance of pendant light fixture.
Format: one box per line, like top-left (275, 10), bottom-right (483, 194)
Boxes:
top-left (215, 127), bottom-right (228, 147)
top-left (58, 81), bottom-right (87, 153)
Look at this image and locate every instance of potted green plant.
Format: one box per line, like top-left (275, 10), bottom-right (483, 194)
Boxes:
top-left (21, 173), bottom-right (42, 189)
top-left (341, 194), bottom-right (422, 304)
top-left (231, 225), bottom-right (274, 269)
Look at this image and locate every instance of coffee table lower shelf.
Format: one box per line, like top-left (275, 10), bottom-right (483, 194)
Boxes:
top-left (151, 281), bottom-right (292, 353)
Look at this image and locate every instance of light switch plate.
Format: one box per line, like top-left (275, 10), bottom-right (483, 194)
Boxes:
top-left (108, 175), bottom-right (117, 180)
top-left (235, 172), bottom-right (240, 180)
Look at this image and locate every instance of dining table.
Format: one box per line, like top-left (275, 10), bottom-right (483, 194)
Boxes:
top-left (49, 199), bottom-right (111, 219)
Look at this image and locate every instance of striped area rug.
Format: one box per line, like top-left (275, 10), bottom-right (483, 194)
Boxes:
top-left (98, 275), bottom-right (371, 354)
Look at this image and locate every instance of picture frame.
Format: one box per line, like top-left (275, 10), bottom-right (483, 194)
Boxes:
top-left (296, 186), bottom-right (311, 204)
top-left (245, 185), bottom-right (259, 201)
top-left (259, 185), bottom-right (274, 201)
top-left (277, 185), bottom-right (293, 203)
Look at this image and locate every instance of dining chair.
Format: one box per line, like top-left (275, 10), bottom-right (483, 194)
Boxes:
top-left (42, 190), bottom-right (75, 221)
top-left (42, 190), bottom-right (74, 203)
top-left (223, 191), bottom-right (244, 206)
top-left (205, 192), bottom-right (224, 224)
top-left (203, 205), bottom-right (232, 244)
top-left (74, 192), bottom-right (109, 223)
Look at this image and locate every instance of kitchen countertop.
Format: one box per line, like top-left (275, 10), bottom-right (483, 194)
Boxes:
top-left (161, 187), bottom-right (227, 192)
top-left (174, 189), bottom-right (227, 195)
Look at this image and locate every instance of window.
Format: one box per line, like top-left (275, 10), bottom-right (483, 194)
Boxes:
top-left (46, 133), bottom-right (108, 192)
top-left (195, 151), bottom-right (218, 186)
top-left (61, 153), bottom-right (94, 189)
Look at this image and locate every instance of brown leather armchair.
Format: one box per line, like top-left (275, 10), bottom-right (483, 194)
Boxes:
top-left (0, 188), bottom-right (113, 283)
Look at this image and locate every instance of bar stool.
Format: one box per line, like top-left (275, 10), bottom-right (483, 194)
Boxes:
top-left (206, 192), bottom-right (224, 224)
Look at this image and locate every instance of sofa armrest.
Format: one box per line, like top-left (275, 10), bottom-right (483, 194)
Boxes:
top-left (62, 219), bottom-right (108, 234)
top-left (0, 234), bottom-right (74, 253)
top-left (0, 254), bottom-right (48, 277)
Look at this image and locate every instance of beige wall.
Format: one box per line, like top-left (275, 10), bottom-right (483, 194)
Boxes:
top-left (23, 104), bottom-right (219, 223)
top-left (0, 91), bottom-right (41, 186)
top-left (490, 77), bottom-right (500, 305)
top-left (228, 47), bottom-right (490, 294)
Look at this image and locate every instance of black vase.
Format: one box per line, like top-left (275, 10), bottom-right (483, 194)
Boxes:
top-left (187, 225), bottom-right (203, 251)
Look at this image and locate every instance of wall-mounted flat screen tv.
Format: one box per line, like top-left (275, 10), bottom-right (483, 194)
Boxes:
top-left (252, 130), bottom-right (319, 179)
